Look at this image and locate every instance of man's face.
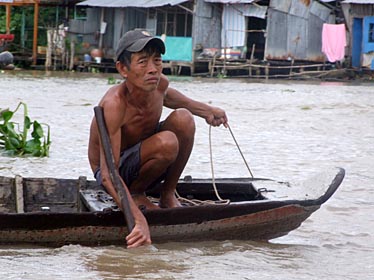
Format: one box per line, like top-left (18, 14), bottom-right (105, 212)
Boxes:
top-left (125, 50), bottom-right (163, 92)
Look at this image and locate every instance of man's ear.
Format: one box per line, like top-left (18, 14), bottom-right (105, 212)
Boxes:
top-left (116, 61), bottom-right (128, 78)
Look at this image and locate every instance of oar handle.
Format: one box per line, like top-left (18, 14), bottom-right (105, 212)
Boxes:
top-left (94, 106), bottom-right (135, 232)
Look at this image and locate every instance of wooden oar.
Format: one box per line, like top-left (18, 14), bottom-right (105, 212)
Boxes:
top-left (94, 106), bottom-right (135, 232)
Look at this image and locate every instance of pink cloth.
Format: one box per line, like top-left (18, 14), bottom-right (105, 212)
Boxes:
top-left (322, 23), bottom-right (346, 62)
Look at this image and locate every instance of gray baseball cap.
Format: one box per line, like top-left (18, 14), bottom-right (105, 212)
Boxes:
top-left (115, 30), bottom-right (165, 61)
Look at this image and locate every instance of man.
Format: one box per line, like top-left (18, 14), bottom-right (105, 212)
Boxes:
top-left (88, 29), bottom-right (228, 248)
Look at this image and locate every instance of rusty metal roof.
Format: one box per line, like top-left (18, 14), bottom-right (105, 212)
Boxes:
top-left (77, 0), bottom-right (189, 7)
top-left (204, 0), bottom-right (256, 3)
top-left (342, 0), bottom-right (374, 3)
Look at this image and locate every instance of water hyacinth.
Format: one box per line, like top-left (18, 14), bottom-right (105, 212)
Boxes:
top-left (0, 102), bottom-right (51, 157)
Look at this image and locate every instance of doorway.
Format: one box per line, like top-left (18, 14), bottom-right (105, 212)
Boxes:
top-left (352, 18), bottom-right (363, 68)
top-left (246, 16), bottom-right (266, 60)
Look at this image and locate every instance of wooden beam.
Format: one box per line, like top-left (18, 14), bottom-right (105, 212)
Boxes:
top-left (0, 1), bottom-right (39, 5)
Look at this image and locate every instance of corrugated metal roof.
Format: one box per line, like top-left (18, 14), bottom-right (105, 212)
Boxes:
top-left (204, 0), bottom-right (255, 3)
top-left (342, 0), bottom-right (374, 3)
top-left (77, 0), bottom-right (188, 8)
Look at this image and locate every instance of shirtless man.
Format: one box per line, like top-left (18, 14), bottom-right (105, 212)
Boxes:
top-left (88, 29), bottom-right (228, 248)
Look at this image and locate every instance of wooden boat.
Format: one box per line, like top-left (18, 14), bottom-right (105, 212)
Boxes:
top-left (0, 167), bottom-right (345, 246)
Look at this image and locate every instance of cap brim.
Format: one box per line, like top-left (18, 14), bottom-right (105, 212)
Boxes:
top-left (127, 37), bottom-right (165, 55)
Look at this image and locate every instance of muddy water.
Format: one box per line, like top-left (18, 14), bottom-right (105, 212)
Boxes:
top-left (0, 71), bottom-right (373, 280)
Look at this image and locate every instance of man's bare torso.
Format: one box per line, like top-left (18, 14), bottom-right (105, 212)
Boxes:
top-left (88, 77), bottom-right (168, 172)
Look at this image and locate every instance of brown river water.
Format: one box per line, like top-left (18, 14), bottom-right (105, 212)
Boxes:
top-left (0, 71), bottom-right (373, 279)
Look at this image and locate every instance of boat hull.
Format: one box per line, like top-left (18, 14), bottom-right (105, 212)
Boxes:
top-left (0, 204), bottom-right (318, 246)
top-left (0, 167), bottom-right (344, 246)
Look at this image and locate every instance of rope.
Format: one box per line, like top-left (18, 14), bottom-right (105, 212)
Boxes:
top-left (208, 125), bottom-right (230, 203)
top-left (167, 124), bottom-right (232, 207)
top-left (168, 123), bottom-right (254, 207)
top-left (205, 123), bottom-right (254, 205)
top-left (226, 123), bottom-right (254, 178)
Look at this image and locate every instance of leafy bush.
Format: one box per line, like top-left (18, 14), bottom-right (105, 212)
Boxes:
top-left (0, 102), bottom-right (51, 157)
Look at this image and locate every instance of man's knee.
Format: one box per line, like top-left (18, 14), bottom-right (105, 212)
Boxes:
top-left (170, 108), bottom-right (196, 134)
top-left (155, 131), bottom-right (179, 162)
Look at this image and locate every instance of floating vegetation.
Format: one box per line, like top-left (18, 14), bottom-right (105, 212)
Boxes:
top-left (282, 89), bottom-right (296, 93)
top-left (0, 102), bottom-right (51, 157)
top-left (301, 106), bottom-right (312, 110)
top-left (108, 77), bottom-right (121, 85)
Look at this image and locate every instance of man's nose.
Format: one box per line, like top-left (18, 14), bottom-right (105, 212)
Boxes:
top-left (146, 61), bottom-right (158, 73)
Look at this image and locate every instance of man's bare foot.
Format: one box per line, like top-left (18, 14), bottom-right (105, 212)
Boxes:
top-left (132, 194), bottom-right (160, 210)
top-left (159, 193), bottom-right (182, 208)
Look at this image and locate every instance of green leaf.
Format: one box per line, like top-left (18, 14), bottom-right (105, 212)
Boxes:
top-left (24, 116), bottom-right (31, 129)
top-left (24, 138), bottom-right (41, 153)
top-left (9, 137), bottom-right (21, 149)
top-left (5, 139), bottom-right (17, 151)
top-left (6, 123), bottom-right (20, 139)
top-left (31, 121), bottom-right (44, 139)
top-left (1, 110), bottom-right (14, 123)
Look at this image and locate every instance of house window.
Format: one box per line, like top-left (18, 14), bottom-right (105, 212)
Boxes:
top-left (74, 6), bottom-right (87, 20)
top-left (369, 23), bottom-right (374, 43)
top-left (156, 11), bottom-right (192, 37)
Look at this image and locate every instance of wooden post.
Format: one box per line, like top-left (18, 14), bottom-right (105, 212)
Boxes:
top-left (289, 58), bottom-right (294, 79)
top-left (32, 2), bottom-right (39, 65)
top-left (69, 40), bottom-right (75, 71)
top-left (61, 30), bottom-right (66, 69)
top-left (249, 44), bottom-right (255, 77)
top-left (14, 175), bottom-right (24, 214)
top-left (45, 29), bottom-right (53, 70)
top-left (99, 8), bottom-right (104, 50)
top-left (5, 4), bottom-right (11, 34)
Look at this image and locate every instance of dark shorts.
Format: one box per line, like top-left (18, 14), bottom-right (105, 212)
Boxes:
top-left (94, 121), bottom-right (166, 189)
top-left (94, 142), bottom-right (141, 188)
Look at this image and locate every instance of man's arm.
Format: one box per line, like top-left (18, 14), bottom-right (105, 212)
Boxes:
top-left (98, 100), bottom-right (151, 248)
top-left (164, 87), bottom-right (228, 127)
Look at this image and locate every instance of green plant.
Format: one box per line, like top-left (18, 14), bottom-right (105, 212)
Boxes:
top-left (107, 77), bottom-right (118, 84)
top-left (0, 102), bottom-right (51, 157)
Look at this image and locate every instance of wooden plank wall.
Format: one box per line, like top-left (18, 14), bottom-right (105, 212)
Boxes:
top-left (0, 176), bottom-right (84, 213)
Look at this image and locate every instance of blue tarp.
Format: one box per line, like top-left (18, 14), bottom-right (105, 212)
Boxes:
top-left (161, 36), bottom-right (192, 62)
top-left (363, 16), bottom-right (374, 53)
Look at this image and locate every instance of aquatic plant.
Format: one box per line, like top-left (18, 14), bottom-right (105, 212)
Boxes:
top-left (0, 102), bottom-right (51, 157)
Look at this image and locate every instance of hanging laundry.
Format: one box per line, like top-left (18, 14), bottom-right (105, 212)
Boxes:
top-left (322, 23), bottom-right (346, 62)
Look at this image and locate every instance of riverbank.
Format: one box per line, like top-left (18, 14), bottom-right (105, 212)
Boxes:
top-left (2, 66), bottom-right (374, 85)
top-left (4, 49), bottom-right (374, 82)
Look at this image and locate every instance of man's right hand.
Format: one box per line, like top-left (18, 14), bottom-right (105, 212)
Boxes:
top-left (125, 215), bottom-right (151, 248)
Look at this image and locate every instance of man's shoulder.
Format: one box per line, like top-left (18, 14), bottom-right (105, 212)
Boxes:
top-left (158, 74), bottom-right (169, 91)
top-left (101, 84), bottom-right (124, 101)
top-left (99, 84), bottom-right (127, 110)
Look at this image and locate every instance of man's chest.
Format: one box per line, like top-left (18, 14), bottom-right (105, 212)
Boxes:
top-left (121, 105), bottom-right (163, 146)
